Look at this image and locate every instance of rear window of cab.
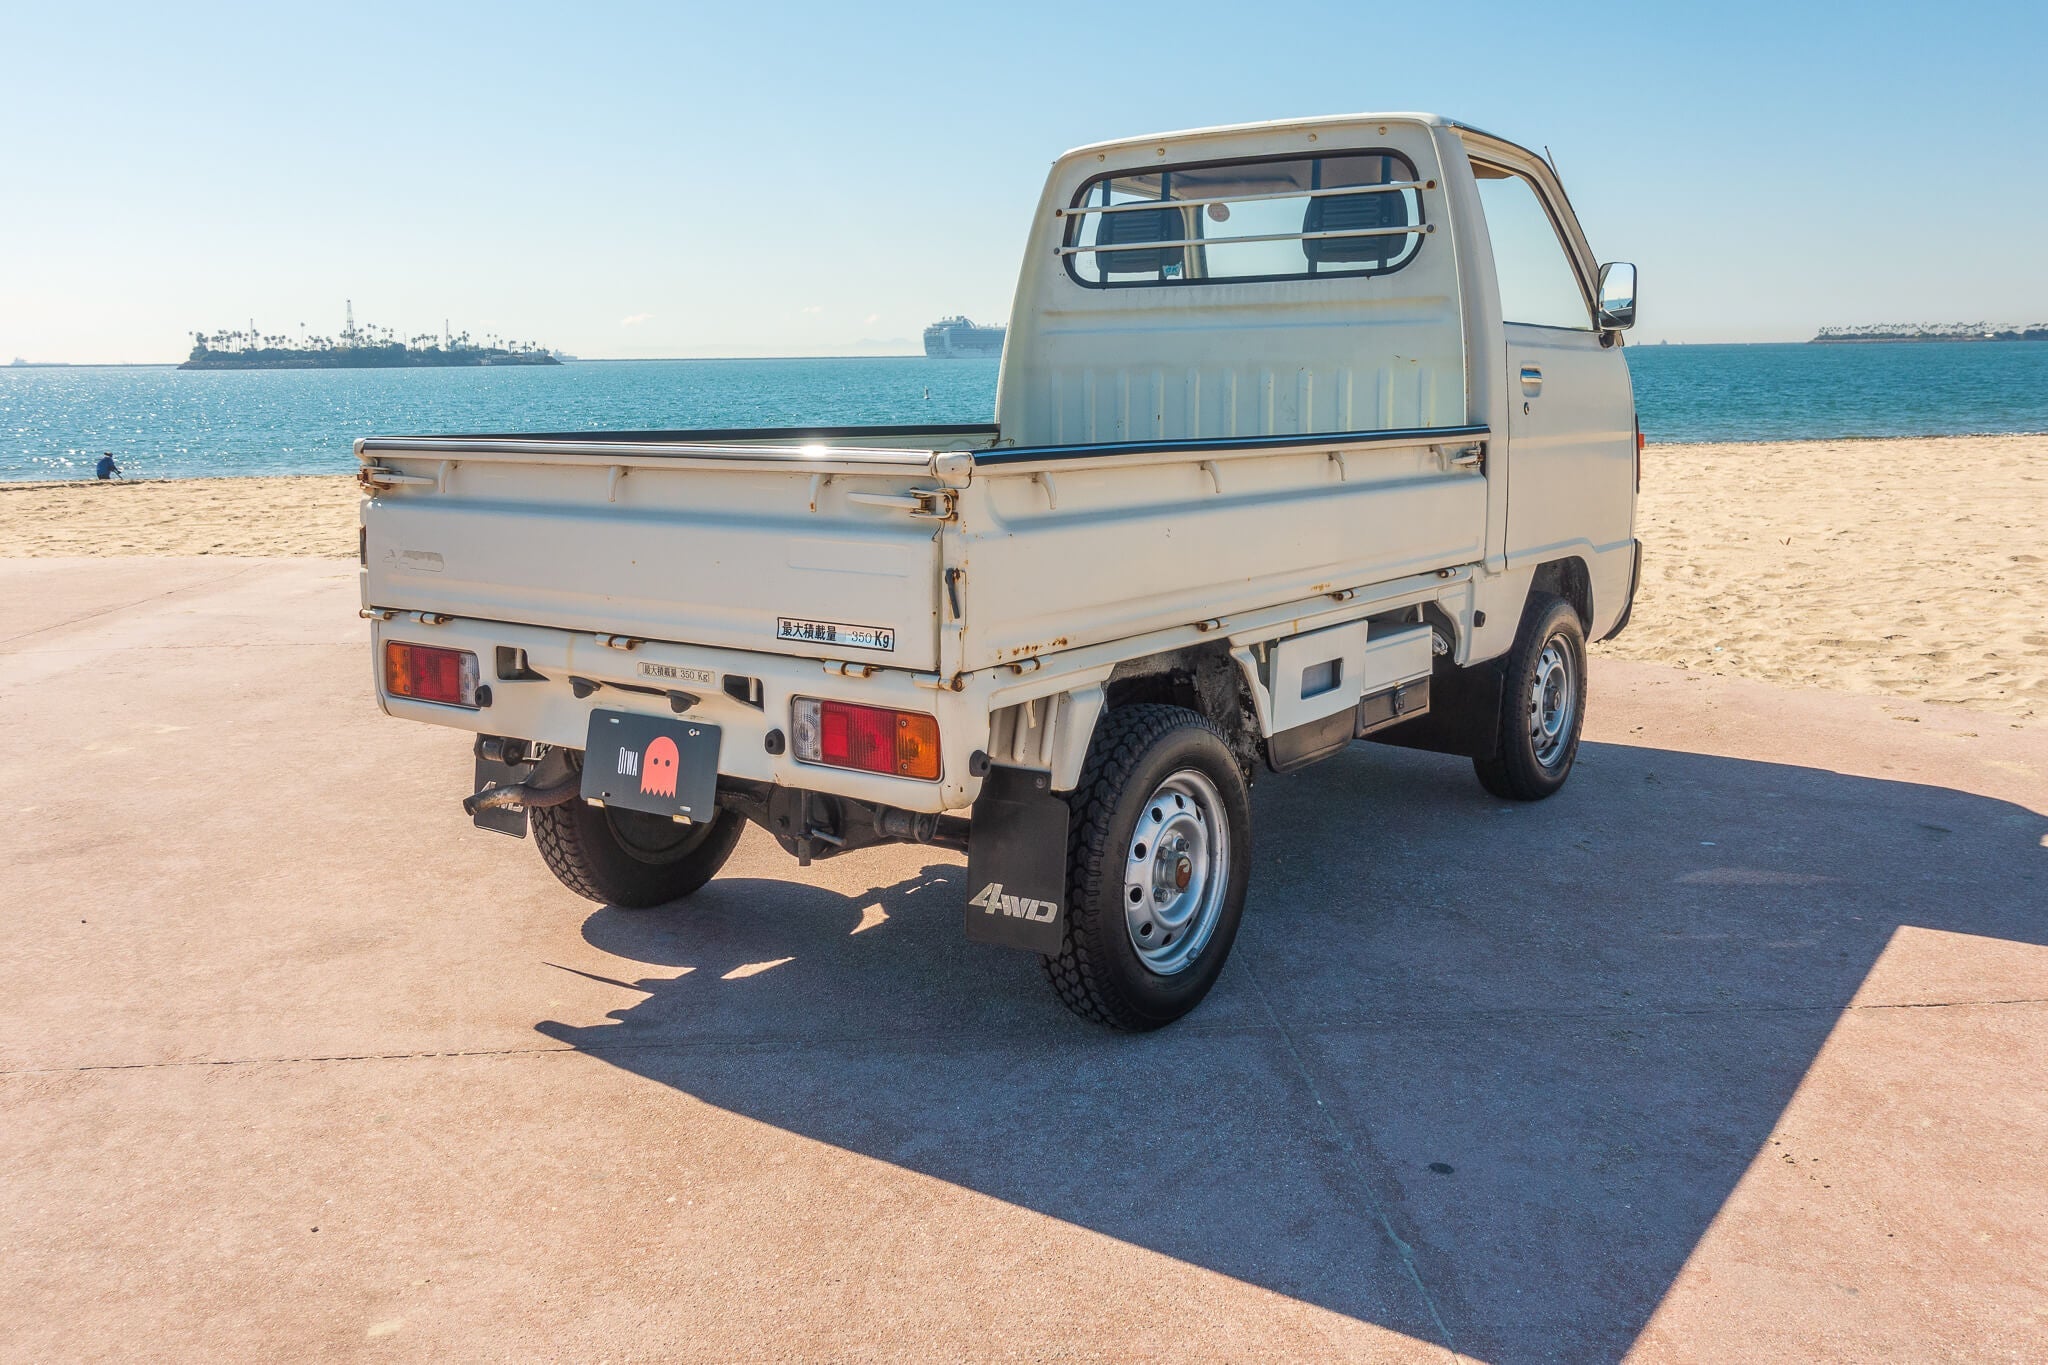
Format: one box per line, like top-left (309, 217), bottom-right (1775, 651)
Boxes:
top-left (1061, 150), bottom-right (1430, 288)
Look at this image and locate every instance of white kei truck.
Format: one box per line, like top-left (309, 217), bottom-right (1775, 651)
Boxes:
top-left (359, 113), bottom-right (1641, 1030)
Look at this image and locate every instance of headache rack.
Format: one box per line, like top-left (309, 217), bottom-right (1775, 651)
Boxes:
top-left (1054, 222), bottom-right (1433, 257)
top-left (1055, 177), bottom-right (1434, 255)
top-left (1056, 153), bottom-right (1434, 283)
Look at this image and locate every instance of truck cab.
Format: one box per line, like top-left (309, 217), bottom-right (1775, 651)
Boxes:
top-left (358, 113), bottom-right (1639, 1029)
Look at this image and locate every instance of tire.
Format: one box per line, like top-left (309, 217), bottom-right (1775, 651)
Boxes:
top-left (1041, 704), bottom-right (1253, 1031)
top-left (531, 796), bottom-right (746, 908)
top-left (1473, 591), bottom-right (1587, 801)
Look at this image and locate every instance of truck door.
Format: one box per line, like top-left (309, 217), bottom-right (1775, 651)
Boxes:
top-left (1475, 164), bottom-right (1636, 575)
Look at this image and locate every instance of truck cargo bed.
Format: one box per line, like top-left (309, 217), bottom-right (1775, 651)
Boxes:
top-left (358, 426), bottom-right (992, 673)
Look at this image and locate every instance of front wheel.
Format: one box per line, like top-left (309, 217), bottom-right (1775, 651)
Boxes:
top-left (1473, 591), bottom-right (1587, 801)
top-left (1042, 705), bottom-right (1252, 1031)
top-left (532, 796), bottom-right (746, 908)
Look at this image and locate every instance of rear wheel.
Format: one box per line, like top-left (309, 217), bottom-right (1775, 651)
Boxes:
top-left (1473, 591), bottom-right (1587, 801)
top-left (1042, 705), bottom-right (1252, 1030)
top-left (532, 795), bottom-right (745, 908)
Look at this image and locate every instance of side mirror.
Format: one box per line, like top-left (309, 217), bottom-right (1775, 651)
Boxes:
top-left (1597, 261), bottom-right (1637, 330)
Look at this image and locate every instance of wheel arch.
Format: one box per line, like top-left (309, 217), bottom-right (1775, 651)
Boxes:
top-left (1100, 643), bottom-right (1262, 776)
top-left (1529, 556), bottom-right (1593, 633)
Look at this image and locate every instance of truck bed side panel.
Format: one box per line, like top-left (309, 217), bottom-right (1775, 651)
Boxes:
top-left (955, 440), bottom-right (1485, 670)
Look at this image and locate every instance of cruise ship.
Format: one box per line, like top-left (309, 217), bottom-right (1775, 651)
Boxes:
top-left (923, 316), bottom-right (1006, 358)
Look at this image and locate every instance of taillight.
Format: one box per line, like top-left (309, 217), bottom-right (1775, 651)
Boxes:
top-left (790, 698), bottom-right (941, 780)
top-left (384, 641), bottom-right (481, 708)
top-left (1635, 421), bottom-right (1644, 491)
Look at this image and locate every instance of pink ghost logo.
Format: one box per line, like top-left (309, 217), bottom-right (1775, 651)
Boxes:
top-left (639, 736), bottom-right (679, 797)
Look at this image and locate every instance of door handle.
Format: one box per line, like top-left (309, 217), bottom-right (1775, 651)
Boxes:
top-left (1520, 366), bottom-right (1544, 396)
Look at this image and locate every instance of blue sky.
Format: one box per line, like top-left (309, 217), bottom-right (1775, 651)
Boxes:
top-left (3, 0), bottom-right (2043, 361)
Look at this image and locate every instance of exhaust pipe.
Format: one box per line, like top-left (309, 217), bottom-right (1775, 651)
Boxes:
top-left (463, 775), bottom-right (580, 815)
top-left (463, 748), bottom-right (581, 816)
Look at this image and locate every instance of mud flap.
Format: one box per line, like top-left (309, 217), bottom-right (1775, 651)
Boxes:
top-left (963, 765), bottom-right (1071, 954)
top-left (472, 752), bottom-right (532, 838)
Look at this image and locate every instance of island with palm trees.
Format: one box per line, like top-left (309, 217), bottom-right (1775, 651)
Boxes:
top-left (1811, 321), bottom-right (2048, 344)
top-left (180, 306), bottom-right (561, 369)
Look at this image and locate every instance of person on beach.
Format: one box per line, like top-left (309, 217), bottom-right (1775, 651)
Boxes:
top-left (95, 452), bottom-right (121, 480)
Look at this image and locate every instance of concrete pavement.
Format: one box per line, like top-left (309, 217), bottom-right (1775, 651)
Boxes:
top-left (2, 558), bottom-right (2043, 1361)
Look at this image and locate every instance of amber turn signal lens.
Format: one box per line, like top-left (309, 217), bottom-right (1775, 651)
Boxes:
top-left (892, 711), bottom-right (942, 781)
top-left (384, 640), bottom-right (480, 708)
top-left (790, 697), bottom-right (942, 780)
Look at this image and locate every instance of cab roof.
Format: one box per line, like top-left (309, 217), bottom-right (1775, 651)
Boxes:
top-left (1057, 112), bottom-right (1539, 170)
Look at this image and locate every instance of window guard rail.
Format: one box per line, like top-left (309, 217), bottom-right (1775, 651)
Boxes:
top-left (1055, 223), bottom-right (1433, 257)
top-left (1058, 181), bottom-right (1428, 218)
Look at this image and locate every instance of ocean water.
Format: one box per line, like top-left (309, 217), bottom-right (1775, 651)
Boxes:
top-left (1623, 341), bottom-right (2048, 444)
top-left (0, 358), bottom-right (1002, 483)
top-left (5, 342), bottom-right (2047, 482)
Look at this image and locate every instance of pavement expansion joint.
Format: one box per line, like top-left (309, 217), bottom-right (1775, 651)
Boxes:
top-left (4, 998), bottom-right (2041, 1079)
top-left (1291, 996), bottom-right (2048, 1029)
top-left (0, 1043), bottom-right (587, 1076)
top-left (1239, 954), bottom-right (1463, 1359)
top-left (0, 1014), bottom-right (1267, 1077)
top-left (1845, 996), bottom-right (2048, 1010)
top-left (5, 641), bottom-right (353, 661)
top-left (0, 563), bottom-right (262, 647)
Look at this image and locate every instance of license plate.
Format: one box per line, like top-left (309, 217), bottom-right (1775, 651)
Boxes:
top-left (581, 710), bottom-right (721, 820)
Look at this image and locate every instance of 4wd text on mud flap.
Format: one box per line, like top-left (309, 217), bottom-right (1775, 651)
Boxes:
top-left (969, 881), bottom-right (1059, 923)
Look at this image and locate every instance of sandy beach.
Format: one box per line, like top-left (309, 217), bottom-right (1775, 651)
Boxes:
top-left (3, 434), bottom-right (2043, 720)
top-left (1607, 434), bottom-right (2047, 722)
top-left (0, 474), bottom-right (360, 559)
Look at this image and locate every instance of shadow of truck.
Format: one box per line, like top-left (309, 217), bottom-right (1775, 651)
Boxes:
top-left (537, 739), bottom-right (2046, 1361)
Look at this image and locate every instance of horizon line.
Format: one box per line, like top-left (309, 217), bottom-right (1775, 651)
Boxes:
top-left (4, 337), bottom-right (1944, 368)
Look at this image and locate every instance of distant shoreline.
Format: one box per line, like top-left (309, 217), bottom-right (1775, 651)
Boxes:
top-left (1812, 336), bottom-right (2048, 345)
top-left (1811, 331), bottom-right (2048, 345)
top-left (180, 347), bottom-right (560, 371)
top-left (8, 353), bottom-right (939, 368)
top-left (16, 338), bottom-right (2048, 366)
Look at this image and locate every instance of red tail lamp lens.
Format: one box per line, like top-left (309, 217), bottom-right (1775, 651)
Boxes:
top-left (384, 641), bottom-right (480, 708)
top-left (791, 698), bottom-right (941, 780)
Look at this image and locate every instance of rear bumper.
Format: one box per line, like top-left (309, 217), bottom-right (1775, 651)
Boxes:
top-left (372, 617), bottom-right (986, 813)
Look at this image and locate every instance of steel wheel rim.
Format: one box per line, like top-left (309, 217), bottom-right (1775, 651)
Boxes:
top-left (1528, 635), bottom-right (1577, 768)
top-left (1122, 768), bottom-right (1230, 976)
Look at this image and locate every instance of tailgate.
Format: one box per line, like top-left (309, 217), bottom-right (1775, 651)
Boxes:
top-left (359, 440), bottom-right (948, 671)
